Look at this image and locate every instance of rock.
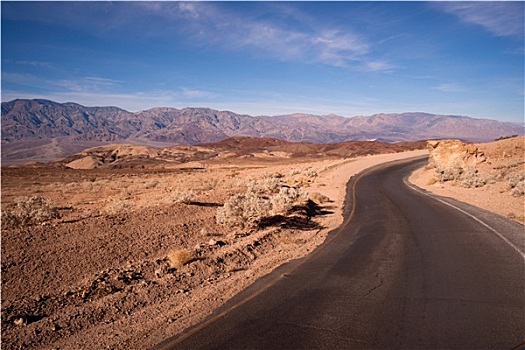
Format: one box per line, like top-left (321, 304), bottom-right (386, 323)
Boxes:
top-left (208, 239), bottom-right (226, 246)
top-left (427, 139), bottom-right (486, 182)
top-left (14, 317), bottom-right (26, 326)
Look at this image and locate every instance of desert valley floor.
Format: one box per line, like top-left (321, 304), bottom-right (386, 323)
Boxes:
top-left (1, 136), bottom-right (524, 349)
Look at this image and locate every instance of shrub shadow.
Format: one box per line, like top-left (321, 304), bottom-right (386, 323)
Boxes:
top-left (257, 200), bottom-right (332, 230)
top-left (189, 201), bottom-right (223, 207)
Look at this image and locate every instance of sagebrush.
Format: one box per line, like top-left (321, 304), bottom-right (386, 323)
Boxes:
top-left (167, 248), bottom-right (194, 270)
top-left (1, 196), bottom-right (59, 228)
top-left (216, 183), bottom-right (301, 228)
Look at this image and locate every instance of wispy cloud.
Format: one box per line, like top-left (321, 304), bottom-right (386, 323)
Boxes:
top-left (360, 60), bottom-right (397, 73)
top-left (179, 88), bottom-right (216, 99)
top-left (4, 2), bottom-right (394, 72)
top-left (2, 89), bottom-right (174, 111)
top-left (3, 59), bottom-right (52, 68)
top-left (2, 84), bottom-right (218, 111)
top-left (434, 83), bottom-right (464, 93)
top-left (2, 72), bottom-right (122, 93)
top-left (436, 2), bottom-right (524, 37)
top-left (137, 2), bottom-right (387, 70)
top-left (55, 77), bottom-right (122, 92)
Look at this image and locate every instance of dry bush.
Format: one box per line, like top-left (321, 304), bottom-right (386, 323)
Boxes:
top-left (171, 189), bottom-right (194, 204)
top-left (304, 167), bottom-right (318, 178)
top-left (103, 200), bottom-right (133, 215)
top-left (198, 179), bottom-right (218, 191)
top-left (308, 192), bottom-right (331, 203)
top-left (459, 171), bottom-right (487, 188)
top-left (246, 173), bottom-right (281, 194)
top-left (144, 180), bottom-right (159, 189)
top-left (434, 165), bottom-right (463, 182)
top-left (217, 172), bottom-right (303, 228)
top-left (289, 167), bottom-right (317, 178)
top-left (434, 166), bottom-right (490, 189)
top-left (167, 248), bottom-right (194, 270)
top-left (507, 173), bottom-right (525, 197)
top-left (216, 192), bottom-right (271, 228)
top-left (1, 196), bottom-right (60, 228)
top-left (270, 187), bottom-right (300, 215)
top-left (216, 186), bottom-right (301, 228)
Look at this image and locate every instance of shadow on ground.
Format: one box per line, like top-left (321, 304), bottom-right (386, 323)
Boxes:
top-left (258, 200), bottom-right (333, 230)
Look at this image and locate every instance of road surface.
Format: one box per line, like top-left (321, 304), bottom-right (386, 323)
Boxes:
top-left (154, 157), bottom-right (525, 349)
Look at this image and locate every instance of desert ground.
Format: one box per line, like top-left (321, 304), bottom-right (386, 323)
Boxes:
top-left (2, 136), bottom-right (523, 350)
top-left (1, 140), bottom-right (424, 350)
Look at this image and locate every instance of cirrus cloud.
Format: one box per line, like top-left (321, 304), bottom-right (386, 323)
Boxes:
top-left (436, 2), bottom-right (524, 37)
top-left (137, 2), bottom-right (390, 70)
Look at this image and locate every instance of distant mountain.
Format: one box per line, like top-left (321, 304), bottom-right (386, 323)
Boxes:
top-left (2, 99), bottom-right (523, 164)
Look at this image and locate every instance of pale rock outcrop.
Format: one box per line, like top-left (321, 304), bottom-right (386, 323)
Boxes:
top-left (427, 139), bottom-right (486, 186)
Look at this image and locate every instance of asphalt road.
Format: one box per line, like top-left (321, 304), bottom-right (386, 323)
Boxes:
top-left (154, 157), bottom-right (525, 350)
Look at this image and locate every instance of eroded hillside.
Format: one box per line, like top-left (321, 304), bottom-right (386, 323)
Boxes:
top-left (51, 137), bottom-right (426, 170)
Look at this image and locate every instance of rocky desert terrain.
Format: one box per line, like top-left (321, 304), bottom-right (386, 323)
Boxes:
top-left (1, 139), bottom-right (426, 350)
top-left (2, 134), bottom-right (523, 350)
top-left (410, 135), bottom-right (525, 223)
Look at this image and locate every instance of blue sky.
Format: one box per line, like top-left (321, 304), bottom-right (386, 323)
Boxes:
top-left (1, 1), bottom-right (524, 123)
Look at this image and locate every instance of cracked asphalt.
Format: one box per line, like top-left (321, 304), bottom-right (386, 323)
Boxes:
top-left (155, 157), bottom-right (525, 349)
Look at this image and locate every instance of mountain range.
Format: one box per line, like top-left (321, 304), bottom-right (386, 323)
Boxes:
top-left (2, 99), bottom-right (523, 165)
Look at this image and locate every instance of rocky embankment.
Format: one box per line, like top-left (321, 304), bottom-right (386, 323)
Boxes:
top-left (411, 136), bottom-right (524, 222)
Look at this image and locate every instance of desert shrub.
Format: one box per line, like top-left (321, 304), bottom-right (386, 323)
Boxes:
top-left (167, 248), bottom-right (194, 270)
top-left (434, 165), bottom-right (463, 182)
top-left (270, 187), bottom-right (300, 215)
top-left (172, 189), bottom-right (194, 204)
top-left (216, 186), bottom-right (301, 228)
top-left (216, 192), bottom-right (271, 228)
top-left (433, 165), bottom-right (491, 188)
top-left (304, 167), bottom-right (318, 178)
top-left (1, 196), bottom-right (59, 228)
top-left (246, 173), bottom-right (281, 195)
top-left (288, 167), bottom-right (317, 178)
top-left (507, 173), bottom-right (525, 197)
top-left (144, 180), bottom-right (159, 189)
top-left (217, 171), bottom-right (305, 228)
top-left (198, 179), bottom-right (218, 191)
top-left (103, 200), bottom-right (133, 215)
top-left (459, 171), bottom-right (487, 188)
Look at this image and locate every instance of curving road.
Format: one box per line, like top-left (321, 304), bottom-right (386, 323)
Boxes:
top-left (154, 157), bottom-right (525, 350)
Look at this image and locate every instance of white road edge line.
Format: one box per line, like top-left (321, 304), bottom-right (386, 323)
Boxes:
top-left (405, 180), bottom-right (525, 261)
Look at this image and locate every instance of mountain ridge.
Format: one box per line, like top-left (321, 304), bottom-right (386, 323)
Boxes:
top-left (2, 99), bottom-right (523, 165)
